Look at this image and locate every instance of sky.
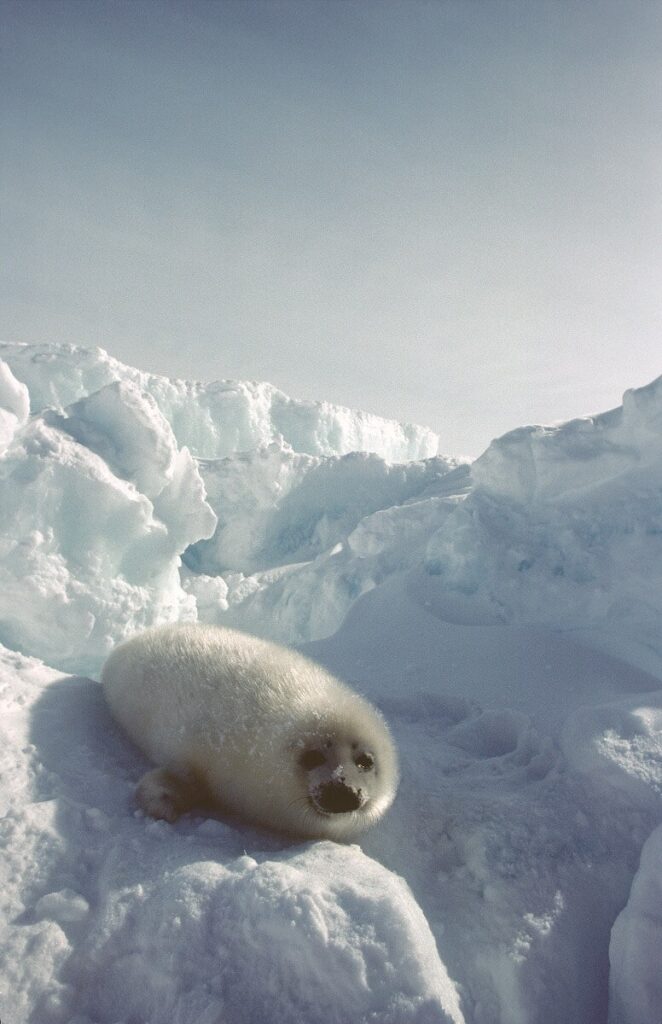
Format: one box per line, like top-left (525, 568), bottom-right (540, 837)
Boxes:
top-left (1, 0), bottom-right (661, 456)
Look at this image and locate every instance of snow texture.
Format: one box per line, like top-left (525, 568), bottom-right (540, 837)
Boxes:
top-left (0, 341), bottom-right (440, 462)
top-left (1, 341), bottom-right (661, 1024)
top-left (609, 824), bottom-right (662, 1024)
top-left (0, 370), bottom-right (216, 672)
top-left (425, 376), bottom-right (662, 677)
top-left (0, 360), bottom-right (29, 453)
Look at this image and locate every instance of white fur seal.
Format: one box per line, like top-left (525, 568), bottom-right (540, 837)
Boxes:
top-left (101, 623), bottom-right (399, 839)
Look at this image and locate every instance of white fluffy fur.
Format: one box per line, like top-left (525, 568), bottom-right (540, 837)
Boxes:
top-left (101, 623), bottom-right (399, 839)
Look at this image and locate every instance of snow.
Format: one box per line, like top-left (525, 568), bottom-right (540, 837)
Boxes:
top-left (1, 342), bottom-right (661, 1024)
top-left (0, 360), bottom-right (29, 454)
top-left (609, 824), bottom-right (662, 1024)
top-left (0, 375), bottom-right (216, 672)
top-left (69, 843), bottom-right (464, 1024)
top-left (0, 645), bottom-right (463, 1024)
top-left (0, 341), bottom-right (440, 462)
top-left (425, 376), bottom-right (662, 677)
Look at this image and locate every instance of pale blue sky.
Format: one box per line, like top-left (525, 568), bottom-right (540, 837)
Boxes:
top-left (2, 0), bottom-right (661, 454)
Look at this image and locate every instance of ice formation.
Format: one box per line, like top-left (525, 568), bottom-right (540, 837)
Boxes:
top-left (424, 376), bottom-right (662, 676)
top-left (0, 368), bottom-right (216, 672)
top-left (0, 360), bottom-right (29, 453)
top-left (609, 824), bottom-right (662, 1024)
top-left (0, 341), bottom-right (661, 1024)
top-left (0, 341), bottom-right (439, 461)
top-left (0, 342), bottom-right (459, 668)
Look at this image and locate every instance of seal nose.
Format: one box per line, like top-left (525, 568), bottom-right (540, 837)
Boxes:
top-left (318, 780), bottom-right (362, 814)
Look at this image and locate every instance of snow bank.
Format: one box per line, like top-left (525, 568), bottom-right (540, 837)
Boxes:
top-left (306, 575), bottom-right (662, 1024)
top-left (562, 692), bottom-right (662, 809)
top-left (0, 643), bottom-right (464, 1024)
top-left (0, 341), bottom-right (440, 461)
top-left (185, 447), bottom-right (468, 644)
top-left (0, 343), bottom-right (463, 663)
top-left (2, 340), bottom-right (662, 1024)
top-left (0, 360), bottom-right (29, 453)
top-left (73, 843), bottom-right (464, 1024)
top-left (609, 824), bottom-right (662, 1024)
top-left (188, 373), bottom-right (662, 656)
top-left (0, 645), bottom-right (71, 1023)
top-left (185, 482), bottom-right (468, 645)
top-left (0, 365), bottom-right (216, 672)
top-left (424, 375), bottom-right (662, 674)
top-left (187, 446), bottom-right (461, 573)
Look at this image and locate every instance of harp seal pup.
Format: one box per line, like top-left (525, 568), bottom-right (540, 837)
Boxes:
top-left (101, 623), bottom-right (399, 839)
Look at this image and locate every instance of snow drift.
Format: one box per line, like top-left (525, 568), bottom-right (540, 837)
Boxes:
top-left (0, 341), bottom-right (661, 1024)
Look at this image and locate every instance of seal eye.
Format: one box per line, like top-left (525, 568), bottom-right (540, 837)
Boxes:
top-left (355, 752), bottom-right (374, 771)
top-left (299, 749), bottom-right (326, 770)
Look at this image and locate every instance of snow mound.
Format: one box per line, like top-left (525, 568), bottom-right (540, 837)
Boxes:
top-left (0, 644), bottom-right (464, 1024)
top-left (0, 341), bottom-right (440, 461)
top-left (424, 375), bottom-right (662, 674)
top-left (73, 843), bottom-right (464, 1024)
top-left (0, 343), bottom-right (465, 664)
top-left (609, 824), bottom-right (662, 1024)
top-left (0, 360), bottom-right (29, 453)
top-left (562, 692), bottom-right (662, 809)
top-left (0, 365), bottom-right (216, 672)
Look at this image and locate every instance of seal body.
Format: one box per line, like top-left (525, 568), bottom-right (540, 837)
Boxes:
top-left (101, 623), bottom-right (399, 839)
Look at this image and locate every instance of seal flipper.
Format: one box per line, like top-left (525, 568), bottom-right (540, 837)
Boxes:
top-left (135, 766), bottom-right (204, 822)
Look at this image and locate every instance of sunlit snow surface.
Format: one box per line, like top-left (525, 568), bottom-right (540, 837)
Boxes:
top-left (0, 341), bottom-right (661, 1024)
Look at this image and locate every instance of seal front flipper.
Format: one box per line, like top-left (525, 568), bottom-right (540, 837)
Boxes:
top-left (135, 766), bottom-right (204, 822)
